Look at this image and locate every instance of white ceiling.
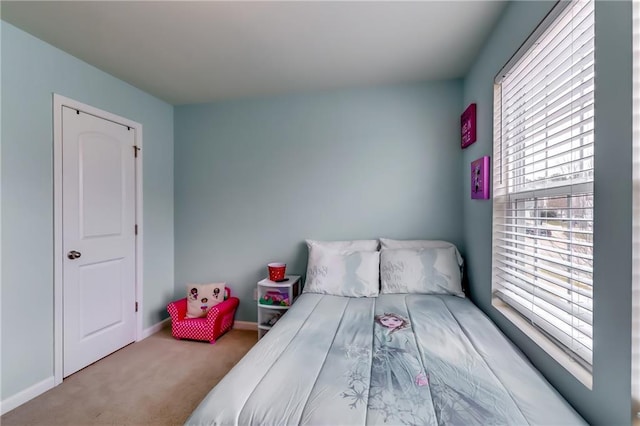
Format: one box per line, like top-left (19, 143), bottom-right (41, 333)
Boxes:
top-left (1, 1), bottom-right (507, 105)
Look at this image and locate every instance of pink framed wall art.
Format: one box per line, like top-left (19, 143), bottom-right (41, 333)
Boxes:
top-left (461, 103), bottom-right (477, 149)
top-left (471, 156), bottom-right (490, 199)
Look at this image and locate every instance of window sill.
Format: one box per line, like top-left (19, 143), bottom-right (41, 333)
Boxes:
top-left (492, 297), bottom-right (593, 390)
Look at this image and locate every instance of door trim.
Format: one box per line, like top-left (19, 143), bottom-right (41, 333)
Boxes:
top-left (53, 94), bottom-right (143, 385)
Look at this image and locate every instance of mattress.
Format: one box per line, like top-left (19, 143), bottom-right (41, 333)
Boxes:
top-left (186, 293), bottom-right (585, 425)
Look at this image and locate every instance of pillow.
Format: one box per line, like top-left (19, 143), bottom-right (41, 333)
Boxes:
top-left (306, 239), bottom-right (379, 252)
top-left (186, 282), bottom-right (226, 318)
top-left (380, 247), bottom-right (464, 297)
top-left (304, 246), bottom-right (380, 297)
top-left (305, 240), bottom-right (379, 283)
top-left (379, 238), bottom-right (463, 266)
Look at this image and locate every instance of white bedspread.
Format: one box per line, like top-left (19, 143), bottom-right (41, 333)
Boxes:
top-left (186, 293), bottom-right (585, 425)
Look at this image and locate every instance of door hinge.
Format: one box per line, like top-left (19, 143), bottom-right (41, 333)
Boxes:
top-left (133, 145), bottom-right (140, 158)
top-left (135, 302), bottom-right (139, 312)
top-left (135, 224), bottom-right (138, 235)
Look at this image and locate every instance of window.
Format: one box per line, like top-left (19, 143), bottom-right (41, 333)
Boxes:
top-left (492, 0), bottom-right (594, 372)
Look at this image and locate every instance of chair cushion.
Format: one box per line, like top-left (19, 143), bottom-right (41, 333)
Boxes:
top-left (186, 283), bottom-right (226, 318)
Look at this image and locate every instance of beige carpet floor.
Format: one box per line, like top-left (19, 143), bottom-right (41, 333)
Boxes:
top-left (1, 327), bottom-right (257, 426)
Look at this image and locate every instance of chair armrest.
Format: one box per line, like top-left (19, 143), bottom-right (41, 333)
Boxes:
top-left (206, 297), bottom-right (239, 322)
top-left (167, 298), bottom-right (188, 320)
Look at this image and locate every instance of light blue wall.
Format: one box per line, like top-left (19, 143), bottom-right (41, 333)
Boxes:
top-left (462, 1), bottom-right (633, 424)
top-left (175, 81), bottom-right (464, 322)
top-left (1, 22), bottom-right (174, 401)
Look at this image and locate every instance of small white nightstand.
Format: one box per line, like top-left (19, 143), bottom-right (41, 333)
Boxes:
top-left (257, 275), bottom-right (301, 339)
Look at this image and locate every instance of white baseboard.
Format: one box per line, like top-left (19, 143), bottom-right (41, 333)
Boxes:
top-left (141, 318), bottom-right (256, 338)
top-left (0, 376), bottom-right (55, 416)
top-left (140, 317), bottom-right (171, 340)
top-left (233, 321), bottom-right (257, 331)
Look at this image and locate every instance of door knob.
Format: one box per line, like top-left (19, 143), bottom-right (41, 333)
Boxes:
top-left (67, 250), bottom-right (82, 260)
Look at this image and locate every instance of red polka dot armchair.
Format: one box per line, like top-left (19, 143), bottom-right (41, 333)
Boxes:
top-left (167, 287), bottom-right (239, 344)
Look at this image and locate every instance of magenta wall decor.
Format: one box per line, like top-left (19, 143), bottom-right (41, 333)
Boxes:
top-left (461, 103), bottom-right (477, 149)
top-left (471, 156), bottom-right (490, 199)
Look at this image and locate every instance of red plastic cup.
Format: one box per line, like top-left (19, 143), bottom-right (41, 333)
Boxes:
top-left (268, 262), bottom-right (286, 281)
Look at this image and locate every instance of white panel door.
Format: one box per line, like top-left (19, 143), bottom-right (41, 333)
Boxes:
top-left (62, 106), bottom-right (136, 377)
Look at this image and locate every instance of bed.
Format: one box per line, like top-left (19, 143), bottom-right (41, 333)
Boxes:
top-left (186, 239), bottom-right (585, 425)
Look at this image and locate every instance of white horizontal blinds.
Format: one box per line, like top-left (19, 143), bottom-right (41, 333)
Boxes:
top-left (492, 0), bottom-right (594, 368)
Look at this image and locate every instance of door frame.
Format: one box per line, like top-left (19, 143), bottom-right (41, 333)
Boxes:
top-left (53, 94), bottom-right (143, 385)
